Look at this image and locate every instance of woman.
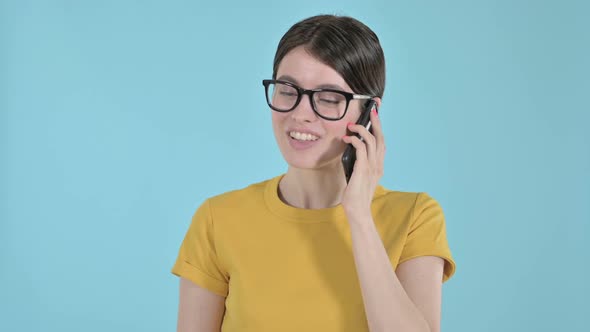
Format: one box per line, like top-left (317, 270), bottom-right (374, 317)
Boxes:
top-left (172, 14), bottom-right (456, 332)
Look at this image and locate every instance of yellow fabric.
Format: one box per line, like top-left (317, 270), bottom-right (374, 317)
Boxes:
top-left (171, 174), bottom-right (456, 331)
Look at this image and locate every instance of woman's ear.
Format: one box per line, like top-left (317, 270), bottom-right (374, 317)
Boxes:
top-left (373, 97), bottom-right (382, 110)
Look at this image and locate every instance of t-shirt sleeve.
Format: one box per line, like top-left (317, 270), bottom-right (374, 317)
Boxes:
top-left (398, 192), bottom-right (456, 283)
top-left (171, 199), bottom-right (229, 297)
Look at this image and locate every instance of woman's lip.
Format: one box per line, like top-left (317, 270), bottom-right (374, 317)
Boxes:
top-left (286, 129), bottom-right (322, 138)
top-left (287, 134), bottom-right (320, 150)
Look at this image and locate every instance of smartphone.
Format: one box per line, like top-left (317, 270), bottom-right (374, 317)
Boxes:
top-left (342, 99), bottom-right (377, 183)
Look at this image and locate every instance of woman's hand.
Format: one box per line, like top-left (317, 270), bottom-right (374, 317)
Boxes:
top-left (341, 107), bottom-right (385, 222)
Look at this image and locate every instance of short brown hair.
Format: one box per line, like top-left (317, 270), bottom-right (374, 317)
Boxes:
top-left (272, 15), bottom-right (386, 98)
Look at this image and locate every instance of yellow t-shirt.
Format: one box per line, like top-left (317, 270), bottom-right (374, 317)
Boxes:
top-left (171, 174), bottom-right (456, 331)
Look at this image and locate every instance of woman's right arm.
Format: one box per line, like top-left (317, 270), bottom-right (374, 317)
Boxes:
top-left (177, 277), bottom-right (226, 332)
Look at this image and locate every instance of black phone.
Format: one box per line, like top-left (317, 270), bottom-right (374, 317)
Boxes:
top-left (342, 99), bottom-right (377, 183)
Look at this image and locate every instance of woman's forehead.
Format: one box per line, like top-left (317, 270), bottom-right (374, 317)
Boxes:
top-left (276, 46), bottom-right (352, 91)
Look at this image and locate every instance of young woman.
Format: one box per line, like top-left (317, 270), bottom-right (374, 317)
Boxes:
top-left (172, 14), bottom-right (456, 332)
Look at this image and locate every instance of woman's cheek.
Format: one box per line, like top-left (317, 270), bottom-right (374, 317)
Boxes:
top-left (324, 122), bottom-right (346, 138)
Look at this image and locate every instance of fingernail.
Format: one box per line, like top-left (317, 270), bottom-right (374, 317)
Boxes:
top-left (372, 108), bottom-right (378, 116)
top-left (347, 122), bottom-right (353, 127)
top-left (342, 135), bottom-right (348, 139)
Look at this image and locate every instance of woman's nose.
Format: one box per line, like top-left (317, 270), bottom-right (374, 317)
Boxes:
top-left (290, 94), bottom-right (317, 122)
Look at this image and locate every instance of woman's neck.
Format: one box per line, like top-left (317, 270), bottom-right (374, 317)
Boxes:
top-left (278, 165), bottom-right (348, 209)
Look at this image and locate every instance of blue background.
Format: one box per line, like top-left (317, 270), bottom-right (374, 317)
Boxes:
top-left (1, 0), bottom-right (588, 331)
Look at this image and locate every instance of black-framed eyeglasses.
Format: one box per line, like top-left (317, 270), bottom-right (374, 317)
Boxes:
top-left (262, 79), bottom-right (374, 121)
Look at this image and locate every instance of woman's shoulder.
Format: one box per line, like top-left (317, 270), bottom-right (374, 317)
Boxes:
top-left (374, 185), bottom-right (442, 212)
top-left (375, 184), bottom-right (421, 203)
top-left (204, 174), bottom-right (279, 207)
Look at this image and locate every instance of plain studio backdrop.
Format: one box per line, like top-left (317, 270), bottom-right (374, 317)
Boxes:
top-left (1, 0), bottom-right (588, 331)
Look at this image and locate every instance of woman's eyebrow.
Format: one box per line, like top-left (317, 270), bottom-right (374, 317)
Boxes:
top-left (277, 75), bottom-right (345, 91)
top-left (277, 74), bottom-right (299, 84)
top-left (316, 83), bottom-right (345, 90)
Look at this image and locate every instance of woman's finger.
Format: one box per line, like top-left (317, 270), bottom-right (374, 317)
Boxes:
top-left (347, 123), bottom-right (376, 166)
top-left (369, 107), bottom-right (385, 156)
top-left (342, 135), bottom-right (368, 170)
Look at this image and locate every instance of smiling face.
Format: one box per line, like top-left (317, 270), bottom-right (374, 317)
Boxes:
top-left (270, 46), bottom-right (365, 170)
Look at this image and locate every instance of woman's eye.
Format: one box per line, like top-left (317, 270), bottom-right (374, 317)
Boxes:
top-left (279, 91), bottom-right (297, 97)
top-left (319, 98), bottom-right (340, 105)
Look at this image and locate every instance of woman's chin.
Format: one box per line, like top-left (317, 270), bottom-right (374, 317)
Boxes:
top-left (284, 154), bottom-right (342, 171)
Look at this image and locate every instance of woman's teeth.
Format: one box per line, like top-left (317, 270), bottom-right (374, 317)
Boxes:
top-left (289, 131), bottom-right (319, 141)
